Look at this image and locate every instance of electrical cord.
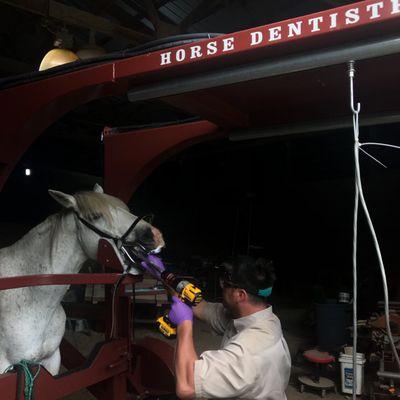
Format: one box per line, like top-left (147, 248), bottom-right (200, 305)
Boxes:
top-left (348, 61), bottom-right (400, 400)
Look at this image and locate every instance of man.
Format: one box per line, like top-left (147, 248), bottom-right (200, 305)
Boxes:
top-left (168, 256), bottom-right (292, 399)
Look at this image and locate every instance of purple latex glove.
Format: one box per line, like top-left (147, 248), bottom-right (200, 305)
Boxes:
top-left (168, 296), bottom-right (193, 326)
top-left (140, 254), bottom-right (165, 279)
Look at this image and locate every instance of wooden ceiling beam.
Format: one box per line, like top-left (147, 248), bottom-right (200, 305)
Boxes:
top-left (90, 0), bottom-right (155, 37)
top-left (128, 0), bottom-right (178, 31)
top-left (0, 0), bottom-right (153, 43)
top-left (180, 0), bottom-right (224, 31)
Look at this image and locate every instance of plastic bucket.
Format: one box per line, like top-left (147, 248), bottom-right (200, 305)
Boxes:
top-left (339, 352), bottom-right (366, 395)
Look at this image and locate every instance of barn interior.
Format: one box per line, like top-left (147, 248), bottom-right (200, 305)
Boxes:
top-left (1, 0), bottom-right (400, 399)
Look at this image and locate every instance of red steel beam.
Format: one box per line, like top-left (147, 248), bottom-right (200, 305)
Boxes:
top-left (0, 273), bottom-right (141, 290)
top-left (130, 337), bottom-right (175, 396)
top-left (103, 120), bottom-right (225, 202)
top-left (0, 339), bottom-right (129, 400)
top-left (60, 339), bottom-right (109, 399)
top-left (0, 0), bottom-right (399, 192)
top-left (162, 92), bottom-right (249, 128)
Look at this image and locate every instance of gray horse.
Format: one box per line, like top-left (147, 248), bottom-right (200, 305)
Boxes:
top-left (0, 184), bottom-right (164, 375)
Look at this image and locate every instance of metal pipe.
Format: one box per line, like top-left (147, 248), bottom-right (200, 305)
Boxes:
top-left (127, 35), bottom-right (400, 102)
top-left (377, 371), bottom-right (400, 380)
top-left (229, 112), bottom-right (400, 141)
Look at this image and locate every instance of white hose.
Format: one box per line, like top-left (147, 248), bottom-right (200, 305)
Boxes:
top-left (348, 62), bottom-right (400, 400)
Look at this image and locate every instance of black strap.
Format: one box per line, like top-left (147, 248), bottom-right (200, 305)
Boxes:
top-left (120, 215), bottom-right (146, 242)
top-left (76, 213), bottom-right (152, 245)
top-left (77, 216), bottom-right (117, 240)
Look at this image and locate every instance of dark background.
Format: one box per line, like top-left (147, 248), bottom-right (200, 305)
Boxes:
top-left (2, 115), bottom-right (400, 315)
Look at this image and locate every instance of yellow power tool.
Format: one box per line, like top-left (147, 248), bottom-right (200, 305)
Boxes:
top-left (124, 245), bottom-right (202, 338)
top-left (157, 272), bottom-right (202, 338)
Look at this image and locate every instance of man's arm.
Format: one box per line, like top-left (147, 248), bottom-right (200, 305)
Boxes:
top-left (192, 299), bottom-right (209, 321)
top-left (175, 321), bottom-right (198, 399)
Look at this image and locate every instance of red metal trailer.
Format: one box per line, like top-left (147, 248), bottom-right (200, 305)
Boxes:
top-left (1, 0), bottom-right (400, 397)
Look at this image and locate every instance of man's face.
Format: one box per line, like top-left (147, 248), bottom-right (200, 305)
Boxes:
top-left (220, 278), bottom-right (241, 315)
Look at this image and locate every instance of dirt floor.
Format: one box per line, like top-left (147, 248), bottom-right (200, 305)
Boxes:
top-left (62, 304), bottom-right (353, 399)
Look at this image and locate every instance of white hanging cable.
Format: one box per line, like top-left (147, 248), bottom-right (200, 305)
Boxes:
top-left (349, 62), bottom-right (359, 399)
top-left (348, 64), bottom-right (400, 400)
top-left (361, 142), bottom-right (400, 151)
top-left (359, 147), bottom-right (388, 169)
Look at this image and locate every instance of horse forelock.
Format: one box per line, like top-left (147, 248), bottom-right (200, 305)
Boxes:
top-left (74, 191), bottom-right (129, 225)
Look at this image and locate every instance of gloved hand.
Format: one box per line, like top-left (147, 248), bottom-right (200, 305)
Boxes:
top-left (140, 254), bottom-right (165, 279)
top-left (168, 296), bottom-right (193, 326)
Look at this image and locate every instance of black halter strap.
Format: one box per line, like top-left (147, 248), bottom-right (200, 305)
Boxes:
top-left (120, 215), bottom-right (146, 242)
top-left (77, 215), bottom-right (117, 240)
top-left (75, 213), bottom-right (150, 245)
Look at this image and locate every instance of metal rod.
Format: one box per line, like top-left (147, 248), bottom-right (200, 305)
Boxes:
top-left (128, 35), bottom-right (400, 102)
top-left (229, 112), bottom-right (400, 141)
top-left (377, 371), bottom-right (400, 380)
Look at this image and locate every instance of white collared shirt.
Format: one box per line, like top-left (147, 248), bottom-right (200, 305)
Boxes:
top-left (194, 303), bottom-right (291, 399)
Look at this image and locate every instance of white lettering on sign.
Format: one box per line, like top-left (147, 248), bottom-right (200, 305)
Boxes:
top-left (222, 37), bottom-right (235, 52)
top-left (176, 48), bottom-right (186, 62)
top-left (392, 0), bottom-right (400, 13)
top-left (345, 8), bottom-right (360, 24)
top-left (190, 45), bottom-right (202, 59)
top-left (159, 0), bottom-right (400, 66)
top-left (269, 26), bottom-right (282, 41)
top-left (160, 51), bottom-right (171, 65)
top-left (250, 31), bottom-right (263, 45)
top-left (207, 41), bottom-right (218, 55)
top-left (329, 13), bottom-right (338, 28)
top-left (308, 16), bottom-right (323, 32)
top-left (288, 21), bottom-right (302, 37)
top-left (366, 2), bottom-right (384, 18)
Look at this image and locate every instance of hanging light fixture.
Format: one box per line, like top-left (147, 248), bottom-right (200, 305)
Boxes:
top-left (39, 28), bottom-right (79, 71)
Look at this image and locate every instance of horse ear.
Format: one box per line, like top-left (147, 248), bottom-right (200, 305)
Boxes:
top-left (93, 183), bottom-right (104, 194)
top-left (48, 190), bottom-right (78, 210)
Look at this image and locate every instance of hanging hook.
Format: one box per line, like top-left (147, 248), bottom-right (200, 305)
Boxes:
top-left (348, 61), bottom-right (361, 114)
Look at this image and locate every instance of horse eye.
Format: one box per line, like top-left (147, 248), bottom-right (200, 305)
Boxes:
top-left (89, 213), bottom-right (102, 221)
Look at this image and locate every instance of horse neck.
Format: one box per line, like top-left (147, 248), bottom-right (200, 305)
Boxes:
top-left (11, 212), bottom-right (86, 275)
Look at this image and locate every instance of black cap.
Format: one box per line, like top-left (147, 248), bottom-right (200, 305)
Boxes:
top-left (221, 256), bottom-right (275, 297)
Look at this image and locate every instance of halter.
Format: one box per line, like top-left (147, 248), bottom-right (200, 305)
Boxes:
top-left (76, 213), bottom-right (147, 248)
top-left (75, 212), bottom-right (155, 339)
top-left (75, 211), bottom-right (160, 276)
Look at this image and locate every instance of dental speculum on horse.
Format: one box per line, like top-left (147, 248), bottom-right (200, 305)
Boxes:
top-left (0, 184), bottom-right (164, 375)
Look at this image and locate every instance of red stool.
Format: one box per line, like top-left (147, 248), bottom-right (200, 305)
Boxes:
top-left (298, 349), bottom-right (337, 397)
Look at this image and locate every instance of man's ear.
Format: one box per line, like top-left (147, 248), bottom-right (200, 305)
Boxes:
top-left (237, 289), bottom-right (248, 302)
top-left (48, 190), bottom-right (78, 211)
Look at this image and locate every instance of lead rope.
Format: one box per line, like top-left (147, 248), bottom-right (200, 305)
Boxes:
top-left (5, 360), bottom-right (41, 400)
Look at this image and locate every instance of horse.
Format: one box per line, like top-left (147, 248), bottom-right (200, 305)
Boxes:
top-left (0, 184), bottom-right (164, 375)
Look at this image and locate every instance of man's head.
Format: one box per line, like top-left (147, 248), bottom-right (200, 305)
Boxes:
top-left (219, 256), bottom-right (276, 317)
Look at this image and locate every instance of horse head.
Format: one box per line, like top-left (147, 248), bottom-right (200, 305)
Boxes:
top-left (48, 184), bottom-right (165, 260)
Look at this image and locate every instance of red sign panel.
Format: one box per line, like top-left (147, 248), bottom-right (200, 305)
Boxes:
top-left (117, 0), bottom-right (400, 78)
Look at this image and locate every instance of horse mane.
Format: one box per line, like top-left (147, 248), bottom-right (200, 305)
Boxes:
top-left (74, 191), bottom-right (129, 224)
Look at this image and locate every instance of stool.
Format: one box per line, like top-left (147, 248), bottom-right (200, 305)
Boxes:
top-left (298, 349), bottom-right (336, 397)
